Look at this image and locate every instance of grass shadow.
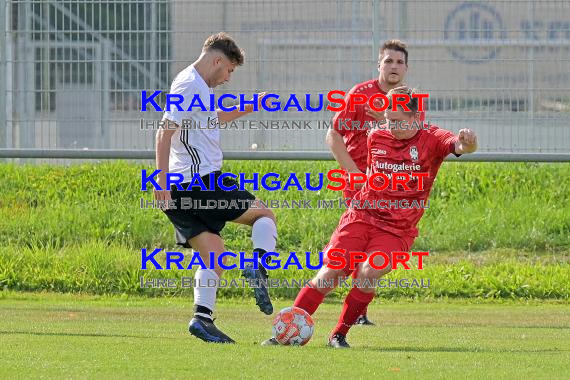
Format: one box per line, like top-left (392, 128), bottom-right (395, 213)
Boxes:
top-left (0, 330), bottom-right (180, 340)
top-left (362, 346), bottom-right (568, 353)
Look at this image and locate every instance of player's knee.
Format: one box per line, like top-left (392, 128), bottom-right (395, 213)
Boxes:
top-left (248, 202), bottom-right (275, 222)
top-left (379, 261), bottom-right (393, 276)
top-left (360, 261), bottom-right (391, 280)
top-left (256, 206), bottom-right (275, 221)
top-left (235, 205), bottom-right (275, 226)
top-left (358, 264), bottom-right (375, 281)
top-left (368, 252), bottom-right (392, 276)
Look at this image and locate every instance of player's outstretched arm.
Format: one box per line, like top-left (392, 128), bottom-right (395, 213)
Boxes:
top-left (455, 128), bottom-right (478, 154)
top-left (217, 92), bottom-right (268, 122)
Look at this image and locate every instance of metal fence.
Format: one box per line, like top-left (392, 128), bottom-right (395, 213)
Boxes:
top-left (1, 0), bottom-right (569, 160)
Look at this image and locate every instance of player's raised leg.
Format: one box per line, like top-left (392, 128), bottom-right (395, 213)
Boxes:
top-left (353, 266), bottom-right (374, 326)
top-left (294, 262), bottom-right (346, 313)
top-left (262, 216), bottom-right (365, 346)
top-left (187, 231), bottom-right (235, 344)
top-left (232, 201), bottom-right (277, 315)
top-left (327, 258), bottom-right (391, 348)
top-left (329, 231), bottom-right (409, 348)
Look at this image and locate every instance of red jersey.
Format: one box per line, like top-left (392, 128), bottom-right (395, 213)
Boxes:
top-left (331, 79), bottom-right (425, 198)
top-left (351, 124), bottom-right (459, 238)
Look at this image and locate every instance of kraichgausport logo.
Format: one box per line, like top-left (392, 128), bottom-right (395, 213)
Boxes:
top-left (140, 91), bottom-right (428, 113)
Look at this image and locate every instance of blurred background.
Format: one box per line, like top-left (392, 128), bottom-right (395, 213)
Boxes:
top-left (1, 0), bottom-right (569, 157)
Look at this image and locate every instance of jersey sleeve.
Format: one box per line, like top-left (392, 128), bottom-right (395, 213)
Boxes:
top-left (433, 127), bottom-right (459, 159)
top-left (332, 84), bottom-right (359, 137)
top-left (162, 76), bottom-right (195, 126)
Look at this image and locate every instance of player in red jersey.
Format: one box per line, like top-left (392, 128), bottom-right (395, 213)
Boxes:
top-left (262, 86), bottom-right (477, 348)
top-left (327, 39), bottom-right (424, 325)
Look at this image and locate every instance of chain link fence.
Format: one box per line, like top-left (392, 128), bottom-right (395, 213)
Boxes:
top-left (1, 0), bottom-right (569, 160)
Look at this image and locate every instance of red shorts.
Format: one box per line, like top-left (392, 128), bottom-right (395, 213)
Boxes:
top-left (323, 210), bottom-right (415, 276)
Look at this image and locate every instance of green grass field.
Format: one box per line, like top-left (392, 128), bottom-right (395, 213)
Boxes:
top-left (1, 293), bottom-right (569, 379)
top-left (1, 161), bottom-right (569, 378)
top-left (1, 161), bottom-right (569, 253)
top-left (1, 161), bottom-right (569, 299)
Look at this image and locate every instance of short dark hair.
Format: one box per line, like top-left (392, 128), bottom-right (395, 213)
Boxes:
top-left (203, 32), bottom-right (245, 66)
top-left (380, 39), bottom-right (408, 64)
top-left (387, 86), bottom-right (420, 115)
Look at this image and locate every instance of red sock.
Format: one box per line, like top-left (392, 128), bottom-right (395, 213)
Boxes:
top-left (333, 287), bottom-right (375, 336)
top-left (351, 271), bottom-right (368, 316)
top-left (293, 285), bottom-right (325, 315)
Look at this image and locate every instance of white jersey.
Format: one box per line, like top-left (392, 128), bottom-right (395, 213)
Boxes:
top-left (162, 65), bottom-right (222, 180)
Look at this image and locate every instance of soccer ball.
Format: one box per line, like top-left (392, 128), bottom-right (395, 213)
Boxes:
top-left (272, 306), bottom-right (314, 346)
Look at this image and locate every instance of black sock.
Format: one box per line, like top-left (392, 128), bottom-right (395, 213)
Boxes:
top-left (193, 305), bottom-right (213, 321)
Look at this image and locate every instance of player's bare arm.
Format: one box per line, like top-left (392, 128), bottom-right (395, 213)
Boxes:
top-left (326, 129), bottom-right (365, 188)
top-left (217, 92), bottom-right (269, 122)
top-left (455, 128), bottom-right (478, 154)
top-left (154, 121), bottom-right (179, 203)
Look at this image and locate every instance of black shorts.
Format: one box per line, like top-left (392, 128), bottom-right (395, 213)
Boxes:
top-left (163, 171), bottom-right (255, 248)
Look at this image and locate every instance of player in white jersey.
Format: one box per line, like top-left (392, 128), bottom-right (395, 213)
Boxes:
top-left (155, 32), bottom-right (276, 343)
